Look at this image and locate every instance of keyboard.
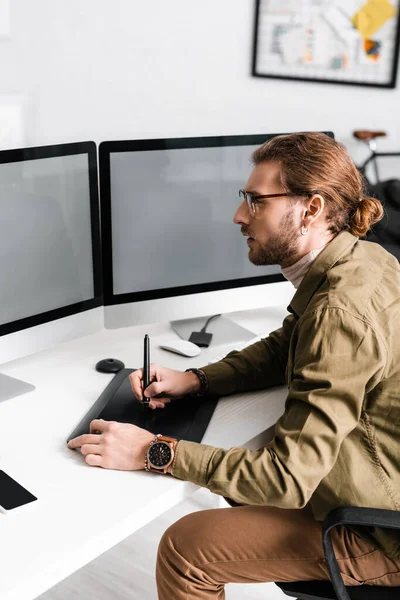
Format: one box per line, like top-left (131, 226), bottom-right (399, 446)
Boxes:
top-left (208, 334), bottom-right (265, 364)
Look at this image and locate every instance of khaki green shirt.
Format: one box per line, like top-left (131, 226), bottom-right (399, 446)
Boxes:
top-left (171, 232), bottom-right (400, 559)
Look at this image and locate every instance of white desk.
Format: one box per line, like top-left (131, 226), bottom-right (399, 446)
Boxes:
top-left (0, 307), bottom-right (288, 600)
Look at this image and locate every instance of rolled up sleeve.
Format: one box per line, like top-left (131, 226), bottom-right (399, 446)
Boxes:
top-left (172, 308), bottom-right (387, 508)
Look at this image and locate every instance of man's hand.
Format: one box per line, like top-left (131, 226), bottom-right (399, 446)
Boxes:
top-left (129, 363), bottom-right (200, 409)
top-left (67, 419), bottom-right (155, 470)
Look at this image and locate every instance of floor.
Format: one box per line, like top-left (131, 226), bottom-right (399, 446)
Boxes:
top-left (36, 488), bottom-right (288, 600)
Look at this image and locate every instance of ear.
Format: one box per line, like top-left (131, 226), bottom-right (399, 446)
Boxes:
top-left (304, 194), bottom-right (325, 224)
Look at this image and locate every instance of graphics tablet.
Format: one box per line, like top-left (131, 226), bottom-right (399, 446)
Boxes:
top-left (67, 368), bottom-right (218, 443)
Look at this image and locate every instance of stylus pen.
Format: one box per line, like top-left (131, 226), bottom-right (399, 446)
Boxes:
top-left (143, 334), bottom-right (151, 408)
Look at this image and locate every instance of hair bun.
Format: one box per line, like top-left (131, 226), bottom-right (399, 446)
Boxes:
top-left (350, 196), bottom-right (384, 237)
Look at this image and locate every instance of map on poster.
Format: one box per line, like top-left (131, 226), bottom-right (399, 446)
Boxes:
top-left (253, 0), bottom-right (400, 86)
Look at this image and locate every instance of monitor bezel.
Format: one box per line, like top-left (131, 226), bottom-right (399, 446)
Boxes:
top-left (0, 141), bottom-right (103, 337)
top-left (99, 133), bottom-right (291, 307)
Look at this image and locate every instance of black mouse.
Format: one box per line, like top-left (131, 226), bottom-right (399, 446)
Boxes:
top-left (95, 358), bottom-right (125, 373)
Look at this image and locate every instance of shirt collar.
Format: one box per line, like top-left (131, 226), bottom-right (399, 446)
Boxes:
top-left (287, 231), bottom-right (359, 318)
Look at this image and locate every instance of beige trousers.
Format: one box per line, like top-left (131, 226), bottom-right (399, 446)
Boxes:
top-left (156, 502), bottom-right (400, 599)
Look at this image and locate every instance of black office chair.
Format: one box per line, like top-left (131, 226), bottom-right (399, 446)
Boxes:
top-left (275, 506), bottom-right (400, 600)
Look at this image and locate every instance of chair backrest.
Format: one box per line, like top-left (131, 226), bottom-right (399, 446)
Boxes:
top-left (276, 580), bottom-right (400, 599)
top-left (276, 506), bottom-right (400, 600)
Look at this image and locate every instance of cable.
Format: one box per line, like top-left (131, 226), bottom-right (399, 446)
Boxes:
top-left (200, 314), bottom-right (221, 333)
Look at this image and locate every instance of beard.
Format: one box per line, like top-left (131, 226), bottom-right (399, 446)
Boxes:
top-left (244, 207), bottom-right (300, 268)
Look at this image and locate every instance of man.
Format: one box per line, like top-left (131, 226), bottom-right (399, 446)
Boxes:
top-left (68, 133), bottom-right (400, 598)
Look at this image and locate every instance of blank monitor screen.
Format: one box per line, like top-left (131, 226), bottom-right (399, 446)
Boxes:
top-left (0, 142), bottom-right (102, 337)
top-left (100, 134), bottom-right (288, 305)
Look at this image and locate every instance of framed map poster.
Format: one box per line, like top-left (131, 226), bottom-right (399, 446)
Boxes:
top-left (252, 0), bottom-right (400, 88)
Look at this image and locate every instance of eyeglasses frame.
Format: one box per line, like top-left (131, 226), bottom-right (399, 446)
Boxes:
top-left (238, 189), bottom-right (315, 217)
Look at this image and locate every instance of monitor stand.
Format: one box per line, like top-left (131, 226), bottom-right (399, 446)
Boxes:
top-left (0, 373), bottom-right (35, 404)
top-left (170, 314), bottom-right (256, 346)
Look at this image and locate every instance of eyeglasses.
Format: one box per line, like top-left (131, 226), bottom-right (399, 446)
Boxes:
top-left (238, 189), bottom-right (314, 218)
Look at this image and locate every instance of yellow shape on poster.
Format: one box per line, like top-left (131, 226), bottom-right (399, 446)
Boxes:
top-left (352, 0), bottom-right (396, 39)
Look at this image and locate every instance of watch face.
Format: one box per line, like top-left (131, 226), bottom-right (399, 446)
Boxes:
top-left (148, 442), bottom-right (172, 468)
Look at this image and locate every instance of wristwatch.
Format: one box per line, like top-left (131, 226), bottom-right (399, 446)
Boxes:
top-left (145, 434), bottom-right (178, 474)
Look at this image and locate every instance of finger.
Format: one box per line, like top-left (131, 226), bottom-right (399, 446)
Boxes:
top-left (129, 370), bottom-right (144, 400)
top-left (148, 400), bottom-right (162, 409)
top-left (151, 402), bottom-right (166, 410)
top-left (85, 454), bottom-right (103, 467)
top-left (144, 380), bottom-right (167, 399)
top-left (149, 362), bottom-right (160, 377)
top-left (68, 434), bottom-right (102, 449)
top-left (149, 398), bottom-right (171, 409)
top-left (143, 363), bottom-right (161, 394)
top-left (90, 419), bottom-right (108, 434)
top-left (81, 444), bottom-right (102, 456)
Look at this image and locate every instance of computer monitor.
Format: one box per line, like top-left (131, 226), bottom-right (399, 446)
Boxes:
top-left (0, 142), bottom-right (102, 401)
top-left (100, 133), bottom-right (319, 340)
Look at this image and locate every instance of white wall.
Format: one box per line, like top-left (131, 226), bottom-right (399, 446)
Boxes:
top-left (1, 0), bottom-right (399, 359)
top-left (1, 0), bottom-right (400, 166)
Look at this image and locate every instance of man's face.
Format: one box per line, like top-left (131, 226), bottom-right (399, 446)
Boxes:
top-left (233, 161), bottom-right (301, 268)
